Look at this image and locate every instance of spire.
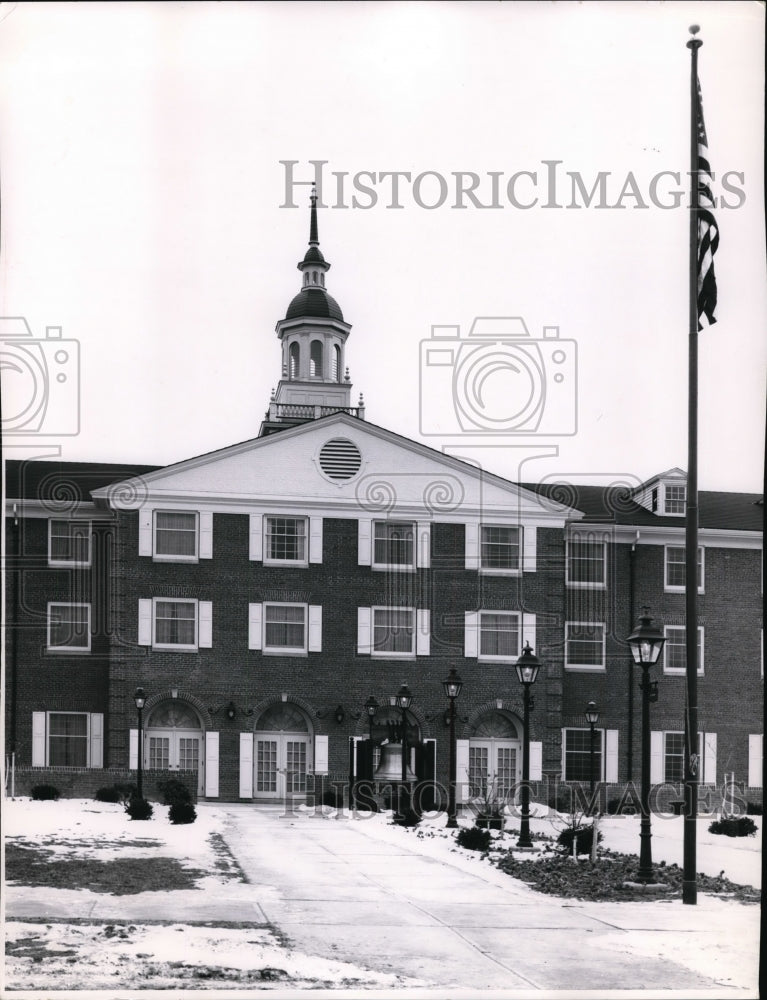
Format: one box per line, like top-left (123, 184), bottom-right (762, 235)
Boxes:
top-left (309, 184), bottom-right (319, 246)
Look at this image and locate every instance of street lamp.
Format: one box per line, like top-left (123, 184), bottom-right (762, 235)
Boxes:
top-left (626, 610), bottom-right (666, 883)
top-left (514, 642), bottom-right (541, 848)
top-left (584, 701), bottom-right (600, 811)
top-left (395, 683), bottom-right (414, 821)
top-left (133, 687), bottom-right (146, 799)
top-left (441, 668), bottom-right (464, 828)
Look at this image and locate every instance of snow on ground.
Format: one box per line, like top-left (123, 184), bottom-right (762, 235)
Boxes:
top-left (2, 797), bottom-right (762, 994)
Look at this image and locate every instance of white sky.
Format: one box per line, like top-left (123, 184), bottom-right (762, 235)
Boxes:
top-left (1, 1), bottom-right (765, 492)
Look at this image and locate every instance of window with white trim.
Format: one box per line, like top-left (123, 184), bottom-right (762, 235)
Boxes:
top-left (664, 484), bottom-right (686, 515)
top-left (154, 511), bottom-right (198, 560)
top-left (563, 728), bottom-right (603, 782)
top-left (264, 517), bottom-right (307, 565)
top-left (373, 521), bottom-right (415, 570)
top-left (480, 526), bottom-right (521, 573)
top-left (565, 622), bottom-right (605, 670)
top-left (663, 731), bottom-right (703, 782)
top-left (373, 607), bottom-right (415, 656)
top-left (48, 712), bottom-right (89, 766)
top-left (154, 599), bottom-right (198, 649)
top-left (264, 603), bottom-right (309, 654)
top-left (566, 537), bottom-right (606, 588)
top-left (479, 612), bottom-right (521, 660)
top-left (47, 603), bottom-right (91, 652)
top-left (663, 626), bottom-right (704, 675)
top-left (664, 545), bottom-right (703, 591)
top-left (48, 520), bottom-right (91, 566)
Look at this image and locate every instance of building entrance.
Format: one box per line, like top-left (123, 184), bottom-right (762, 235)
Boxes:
top-left (145, 701), bottom-right (205, 795)
top-left (254, 703), bottom-right (311, 799)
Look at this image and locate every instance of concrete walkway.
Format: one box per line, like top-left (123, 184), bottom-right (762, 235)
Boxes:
top-left (216, 805), bottom-right (757, 992)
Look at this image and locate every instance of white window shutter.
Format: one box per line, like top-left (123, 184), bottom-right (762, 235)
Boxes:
top-left (416, 609), bottom-right (430, 655)
top-left (32, 712), bottom-right (46, 767)
top-left (358, 519), bottom-right (371, 566)
top-left (357, 607), bottom-right (372, 654)
top-left (249, 514), bottom-right (263, 561)
top-left (198, 601), bottom-right (213, 648)
top-left (314, 734), bottom-right (329, 775)
top-left (748, 734), bottom-right (763, 788)
top-left (465, 523), bottom-right (479, 570)
top-left (309, 517), bottom-right (323, 563)
top-left (703, 732), bottom-right (717, 785)
top-left (139, 509), bottom-right (152, 556)
top-left (239, 733), bottom-right (254, 798)
top-left (205, 732), bottom-right (219, 797)
top-left (650, 731), bottom-right (663, 784)
top-left (522, 525), bottom-right (536, 572)
top-left (455, 739), bottom-right (470, 803)
top-left (529, 741), bottom-right (543, 781)
top-left (417, 521), bottom-right (431, 569)
top-left (308, 605), bottom-right (322, 652)
top-left (90, 713), bottom-right (104, 768)
top-left (605, 729), bottom-right (619, 783)
top-left (522, 613), bottom-right (537, 652)
top-left (129, 728), bottom-right (138, 769)
top-left (138, 599), bottom-right (152, 646)
top-left (464, 611), bottom-right (478, 658)
top-left (248, 603), bottom-right (263, 650)
top-left (199, 512), bottom-right (213, 559)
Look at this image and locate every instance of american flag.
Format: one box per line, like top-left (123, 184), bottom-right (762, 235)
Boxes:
top-left (695, 78), bottom-right (719, 330)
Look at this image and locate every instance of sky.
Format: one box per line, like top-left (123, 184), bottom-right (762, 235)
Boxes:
top-left (1, 1), bottom-right (765, 493)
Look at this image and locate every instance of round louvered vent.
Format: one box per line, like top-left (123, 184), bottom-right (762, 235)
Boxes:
top-left (319, 438), bottom-right (362, 480)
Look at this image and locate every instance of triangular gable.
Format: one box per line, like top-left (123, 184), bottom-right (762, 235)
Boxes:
top-left (92, 413), bottom-right (581, 522)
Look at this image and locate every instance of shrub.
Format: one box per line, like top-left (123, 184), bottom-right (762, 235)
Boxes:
top-left (746, 801), bottom-right (763, 816)
top-left (125, 797), bottom-right (154, 821)
top-left (475, 813), bottom-right (504, 830)
top-left (708, 816), bottom-right (758, 837)
top-left (157, 778), bottom-right (192, 806)
top-left (393, 807), bottom-right (421, 828)
top-left (31, 784), bottom-right (60, 801)
top-left (557, 823), bottom-right (602, 855)
top-left (112, 782), bottom-right (137, 803)
top-left (95, 786), bottom-right (122, 803)
top-left (457, 827), bottom-right (492, 852)
top-left (320, 786), bottom-right (344, 808)
top-left (169, 800), bottom-right (197, 824)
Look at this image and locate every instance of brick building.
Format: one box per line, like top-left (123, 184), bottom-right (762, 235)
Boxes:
top-left (4, 199), bottom-right (763, 808)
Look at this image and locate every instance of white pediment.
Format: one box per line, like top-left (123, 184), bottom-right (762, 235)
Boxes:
top-left (92, 414), bottom-right (581, 524)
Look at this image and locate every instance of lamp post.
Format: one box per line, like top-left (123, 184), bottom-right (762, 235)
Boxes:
top-left (626, 610), bottom-right (666, 883)
top-left (514, 642), bottom-right (541, 848)
top-left (584, 701), bottom-right (600, 812)
top-left (133, 687), bottom-right (146, 799)
top-left (441, 668), bottom-right (463, 828)
top-left (395, 683), bottom-right (413, 821)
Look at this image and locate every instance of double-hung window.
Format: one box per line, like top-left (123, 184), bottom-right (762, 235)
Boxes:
top-left (566, 536), bottom-right (606, 588)
top-left (565, 622), bottom-right (605, 671)
top-left (155, 599), bottom-right (197, 648)
top-left (663, 626), bottom-right (704, 675)
top-left (154, 511), bottom-right (198, 560)
top-left (48, 520), bottom-right (91, 566)
top-left (373, 521), bottom-right (415, 570)
top-left (373, 607), bottom-right (415, 655)
top-left (264, 517), bottom-right (307, 565)
top-left (479, 612), bottom-right (521, 660)
top-left (664, 546), bottom-right (704, 592)
top-left (480, 526), bottom-right (521, 573)
top-left (48, 712), bottom-right (89, 766)
top-left (47, 603), bottom-right (91, 652)
top-left (664, 484), bottom-right (686, 515)
top-left (265, 603), bottom-right (307, 653)
top-left (563, 729), bottom-right (603, 782)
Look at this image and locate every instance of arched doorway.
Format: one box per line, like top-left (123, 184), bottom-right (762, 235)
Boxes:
top-left (468, 710), bottom-right (522, 802)
top-left (254, 702), bottom-right (312, 800)
top-left (145, 700), bottom-right (205, 795)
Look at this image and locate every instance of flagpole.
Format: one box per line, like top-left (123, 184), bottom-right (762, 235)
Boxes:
top-left (683, 23), bottom-right (702, 907)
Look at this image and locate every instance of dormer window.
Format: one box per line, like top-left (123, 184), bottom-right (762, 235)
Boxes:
top-left (664, 484), bottom-right (686, 516)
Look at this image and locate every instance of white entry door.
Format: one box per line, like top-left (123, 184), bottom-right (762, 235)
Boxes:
top-left (468, 739), bottom-right (520, 802)
top-left (255, 733), bottom-right (309, 799)
top-left (146, 728), bottom-right (204, 795)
